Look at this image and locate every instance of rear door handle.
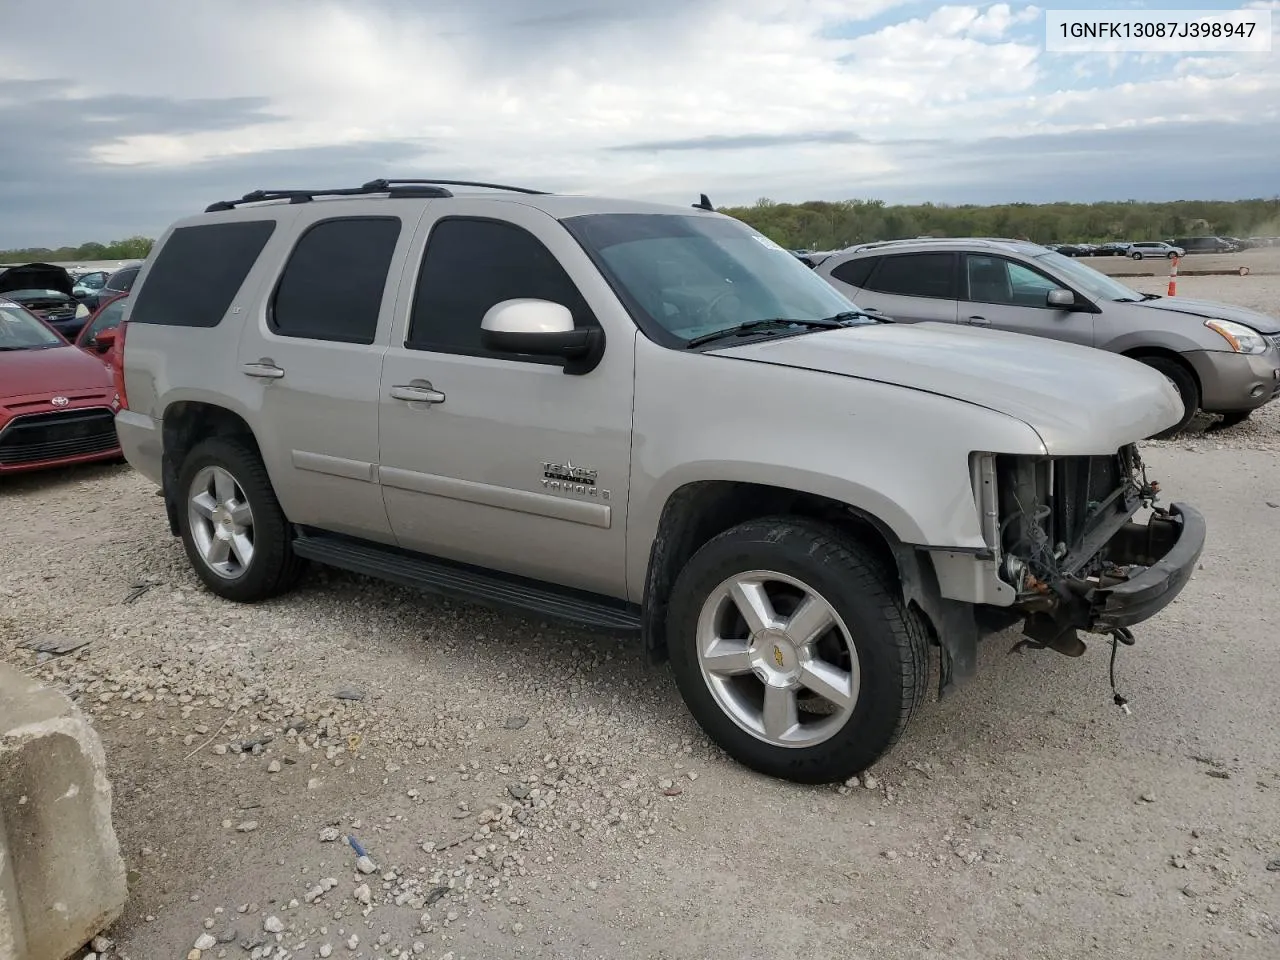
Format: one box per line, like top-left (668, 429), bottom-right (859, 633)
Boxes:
top-left (966, 316), bottom-right (990, 326)
top-left (241, 361), bottom-right (285, 379)
top-left (390, 383), bottom-right (446, 405)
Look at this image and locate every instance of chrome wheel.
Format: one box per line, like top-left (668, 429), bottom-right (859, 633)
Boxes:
top-left (187, 465), bottom-right (255, 579)
top-left (695, 570), bottom-right (860, 748)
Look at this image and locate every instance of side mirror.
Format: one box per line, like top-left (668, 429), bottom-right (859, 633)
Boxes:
top-left (90, 328), bottom-right (117, 353)
top-left (1046, 288), bottom-right (1076, 309)
top-left (479, 299), bottom-right (603, 375)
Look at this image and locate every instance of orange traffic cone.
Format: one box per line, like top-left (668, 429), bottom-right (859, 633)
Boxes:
top-left (1167, 255), bottom-right (1179, 296)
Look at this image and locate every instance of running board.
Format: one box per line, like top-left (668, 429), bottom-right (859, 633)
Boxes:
top-left (291, 532), bottom-right (642, 633)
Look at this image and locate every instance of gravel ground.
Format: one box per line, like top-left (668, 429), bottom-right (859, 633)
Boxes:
top-left (3, 275), bottom-right (1279, 960)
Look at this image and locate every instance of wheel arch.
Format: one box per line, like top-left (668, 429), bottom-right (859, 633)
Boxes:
top-left (160, 401), bottom-right (263, 536)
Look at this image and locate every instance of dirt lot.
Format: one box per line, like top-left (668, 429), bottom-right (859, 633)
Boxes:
top-left (3, 274), bottom-right (1280, 960)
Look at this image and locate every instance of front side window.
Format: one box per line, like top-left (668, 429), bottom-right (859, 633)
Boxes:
top-left (966, 256), bottom-right (1061, 306)
top-left (562, 213), bottom-right (864, 345)
top-left (406, 217), bottom-right (595, 358)
top-left (864, 253), bottom-right (958, 299)
top-left (0, 303), bottom-right (62, 349)
top-left (271, 217), bottom-right (401, 344)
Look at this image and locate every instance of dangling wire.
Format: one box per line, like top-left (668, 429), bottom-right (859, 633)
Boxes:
top-left (1109, 627), bottom-right (1136, 714)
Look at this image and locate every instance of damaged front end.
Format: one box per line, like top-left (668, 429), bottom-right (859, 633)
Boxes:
top-left (976, 444), bottom-right (1206, 656)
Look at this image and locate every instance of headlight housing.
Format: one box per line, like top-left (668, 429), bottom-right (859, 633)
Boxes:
top-left (1205, 319), bottom-right (1266, 354)
top-left (75, 303), bottom-right (89, 319)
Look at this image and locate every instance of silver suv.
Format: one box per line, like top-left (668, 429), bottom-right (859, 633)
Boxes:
top-left (111, 181), bottom-right (1206, 784)
top-left (814, 237), bottom-right (1280, 435)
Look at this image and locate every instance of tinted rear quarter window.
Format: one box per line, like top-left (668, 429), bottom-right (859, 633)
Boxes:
top-left (865, 253), bottom-right (957, 298)
top-left (407, 217), bottom-right (595, 359)
top-left (829, 256), bottom-right (876, 288)
top-left (270, 217), bottom-right (401, 344)
top-left (107, 267), bottom-right (139, 292)
top-left (130, 220), bottom-right (276, 327)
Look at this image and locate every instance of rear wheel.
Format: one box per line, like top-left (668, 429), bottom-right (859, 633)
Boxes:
top-left (177, 437), bottom-right (305, 601)
top-left (665, 518), bottom-right (927, 784)
top-left (1138, 356), bottom-right (1200, 439)
top-left (1131, 252), bottom-right (1144, 260)
top-left (1167, 251), bottom-right (1178, 259)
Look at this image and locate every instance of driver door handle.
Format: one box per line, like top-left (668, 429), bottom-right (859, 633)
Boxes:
top-left (241, 361), bottom-right (285, 379)
top-left (966, 315), bottom-right (990, 326)
top-left (390, 383), bottom-right (446, 405)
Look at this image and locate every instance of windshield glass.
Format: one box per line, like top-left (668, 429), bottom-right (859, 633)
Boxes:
top-left (0, 304), bottom-right (62, 349)
top-left (563, 213), bottom-right (870, 343)
top-left (1033, 250), bottom-right (1144, 301)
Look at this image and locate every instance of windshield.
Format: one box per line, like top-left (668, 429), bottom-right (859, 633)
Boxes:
top-left (563, 213), bottom-right (870, 343)
top-left (1033, 250), bottom-right (1145, 302)
top-left (0, 304), bottom-right (62, 349)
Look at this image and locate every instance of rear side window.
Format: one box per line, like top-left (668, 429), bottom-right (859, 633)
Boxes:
top-left (129, 220), bottom-right (275, 327)
top-left (106, 267), bottom-right (138, 292)
top-left (864, 252), bottom-right (957, 299)
top-left (406, 217), bottom-right (595, 359)
top-left (829, 256), bottom-right (876, 288)
top-left (270, 217), bottom-right (401, 344)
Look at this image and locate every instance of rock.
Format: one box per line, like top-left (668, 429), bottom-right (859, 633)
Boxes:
top-left (512, 922), bottom-right (524, 935)
top-left (863, 775), bottom-right (880, 790)
top-left (194, 932), bottom-right (217, 950)
top-left (353, 883), bottom-right (372, 905)
top-left (508, 783), bottom-right (530, 800)
top-left (263, 915), bottom-right (285, 933)
top-left (355, 854), bottom-right (377, 874)
top-left (319, 945), bottom-right (333, 958)
top-left (92, 936), bottom-right (114, 952)
top-left (1266, 858), bottom-right (1280, 872)
top-left (237, 820), bottom-right (259, 832)
top-left (347, 934), bottom-right (360, 949)
top-left (503, 716), bottom-right (529, 730)
top-left (267, 759), bottom-right (282, 773)
top-left (319, 826), bottom-right (340, 843)
top-left (1139, 793), bottom-right (1156, 803)
top-left (883, 849), bottom-right (900, 861)
top-left (188, 950), bottom-right (202, 960)
top-left (334, 689), bottom-right (365, 701)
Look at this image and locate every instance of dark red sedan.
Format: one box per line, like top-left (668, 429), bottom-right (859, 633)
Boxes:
top-left (0, 296), bottom-right (122, 475)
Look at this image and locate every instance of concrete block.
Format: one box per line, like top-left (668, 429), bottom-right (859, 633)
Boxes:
top-left (0, 665), bottom-right (127, 960)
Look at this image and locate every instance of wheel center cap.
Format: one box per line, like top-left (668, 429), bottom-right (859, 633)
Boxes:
top-left (752, 630), bottom-right (799, 682)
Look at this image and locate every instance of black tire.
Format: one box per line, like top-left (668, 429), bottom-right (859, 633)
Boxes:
top-left (176, 436), bottom-right (305, 602)
top-left (665, 517), bottom-right (928, 784)
top-left (1131, 252), bottom-right (1143, 260)
top-left (1167, 251), bottom-right (1177, 259)
top-left (1208, 410), bottom-right (1252, 431)
top-left (1138, 356), bottom-right (1200, 439)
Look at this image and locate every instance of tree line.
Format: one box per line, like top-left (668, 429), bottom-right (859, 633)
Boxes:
top-left (0, 236), bottom-right (154, 264)
top-left (3, 197), bottom-right (1278, 262)
top-left (719, 197), bottom-right (1280, 251)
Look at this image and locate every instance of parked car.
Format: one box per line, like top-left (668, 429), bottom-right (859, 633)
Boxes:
top-left (1127, 241), bottom-right (1184, 260)
top-left (0, 262), bottom-right (91, 339)
top-left (77, 263), bottom-right (142, 313)
top-left (1173, 236), bottom-right (1234, 255)
top-left (72, 270), bottom-right (110, 300)
top-left (0, 297), bottom-right (122, 474)
top-left (112, 180), bottom-right (1205, 784)
top-left (1097, 242), bottom-right (1132, 257)
top-left (814, 237), bottom-right (1280, 435)
top-left (75, 292), bottom-right (129, 360)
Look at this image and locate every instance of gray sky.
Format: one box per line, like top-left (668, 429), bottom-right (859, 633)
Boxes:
top-left (0, 0), bottom-right (1276, 247)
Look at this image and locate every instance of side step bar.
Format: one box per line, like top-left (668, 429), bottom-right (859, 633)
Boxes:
top-left (291, 532), bottom-right (642, 634)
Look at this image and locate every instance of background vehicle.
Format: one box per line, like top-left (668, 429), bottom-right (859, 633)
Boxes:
top-left (1128, 241), bottom-right (1183, 259)
top-left (0, 262), bottom-right (91, 339)
top-left (77, 263), bottom-right (142, 313)
top-left (1173, 236), bottom-right (1235, 254)
top-left (1097, 242), bottom-right (1132, 257)
top-left (112, 181), bottom-right (1203, 785)
top-left (72, 270), bottom-right (109, 299)
top-left (0, 297), bottom-right (122, 474)
top-left (814, 237), bottom-right (1280, 436)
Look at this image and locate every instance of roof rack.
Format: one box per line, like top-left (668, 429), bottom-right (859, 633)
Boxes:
top-left (204, 178), bottom-right (550, 213)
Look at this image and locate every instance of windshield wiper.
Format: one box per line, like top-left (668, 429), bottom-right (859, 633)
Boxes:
top-left (685, 314), bottom-right (867, 349)
top-left (1140, 292), bottom-right (1162, 301)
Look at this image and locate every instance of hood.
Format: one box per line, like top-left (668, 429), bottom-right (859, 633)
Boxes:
top-left (0, 263), bottom-right (74, 298)
top-left (0, 344), bottom-right (113, 401)
top-left (713, 322), bottom-right (1183, 455)
top-left (1127, 296), bottom-right (1280, 335)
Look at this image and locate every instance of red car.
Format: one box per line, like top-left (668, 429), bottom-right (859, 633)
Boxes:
top-left (0, 296), bottom-right (122, 475)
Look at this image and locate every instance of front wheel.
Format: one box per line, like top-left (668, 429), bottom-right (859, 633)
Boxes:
top-left (1167, 251), bottom-right (1177, 259)
top-left (176, 437), bottom-right (306, 602)
top-left (1131, 252), bottom-right (1144, 260)
top-left (665, 518), bottom-right (928, 784)
top-left (1139, 356), bottom-right (1200, 439)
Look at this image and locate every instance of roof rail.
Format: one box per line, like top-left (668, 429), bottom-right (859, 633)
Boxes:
top-left (203, 177), bottom-right (551, 212)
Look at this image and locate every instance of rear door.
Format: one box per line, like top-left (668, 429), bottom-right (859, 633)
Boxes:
top-left (839, 252), bottom-right (960, 324)
top-left (234, 207), bottom-right (420, 542)
top-left (958, 253), bottom-right (1096, 346)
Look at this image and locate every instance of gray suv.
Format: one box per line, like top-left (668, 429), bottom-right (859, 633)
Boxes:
top-left (111, 182), bottom-right (1205, 784)
top-left (814, 238), bottom-right (1280, 435)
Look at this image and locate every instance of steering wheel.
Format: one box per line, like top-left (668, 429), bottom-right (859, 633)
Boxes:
top-left (700, 289), bottom-right (742, 325)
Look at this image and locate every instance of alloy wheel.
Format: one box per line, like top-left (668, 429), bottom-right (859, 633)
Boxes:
top-left (187, 465), bottom-right (255, 579)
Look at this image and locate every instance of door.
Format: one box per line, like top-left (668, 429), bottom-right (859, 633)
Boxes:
top-left (848, 252), bottom-right (960, 324)
top-left (235, 209), bottom-right (417, 541)
top-left (959, 254), bottom-right (1096, 346)
top-left (377, 201), bottom-right (636, 598)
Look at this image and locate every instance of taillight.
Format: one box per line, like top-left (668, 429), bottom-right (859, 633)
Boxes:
top-left (110, 320), bottom-right (128, 410)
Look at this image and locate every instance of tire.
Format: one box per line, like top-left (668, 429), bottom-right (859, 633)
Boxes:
top-left (665, 517), bottom-right (928, 784)
top-left (1138, 356), bottom-right (1200, 439)
top-left (1208, 410), bottom-right (1252, 430)
top-left (176, 436), bottom-right (305, 602)
top-left (1131, 252), bottom-right (1143, 260)
top-left (1167, 251), bottom-right (1177, 259)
